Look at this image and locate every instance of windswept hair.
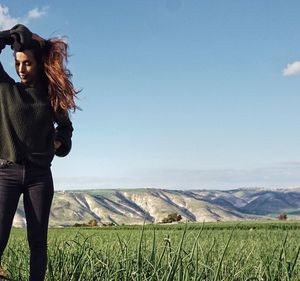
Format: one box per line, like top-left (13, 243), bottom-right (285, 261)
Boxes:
top-left (35, 38), bottom-right (79, 113)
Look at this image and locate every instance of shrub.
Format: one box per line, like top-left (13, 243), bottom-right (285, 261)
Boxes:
top-left (278, 212), bottom-right (287, 221)
top-left (73, 223), bottom-right (88, 227)
top-left (88, 219), bottom-right (98, 227)
top-left (161, 213), bottom-right (182, 223)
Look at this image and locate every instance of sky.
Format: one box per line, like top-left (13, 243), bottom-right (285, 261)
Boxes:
top-left (1, 0), bottom-right (300, 190)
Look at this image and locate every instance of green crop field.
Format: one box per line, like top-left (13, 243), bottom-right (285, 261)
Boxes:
top-left (2, 221), bottom-right (300, 280)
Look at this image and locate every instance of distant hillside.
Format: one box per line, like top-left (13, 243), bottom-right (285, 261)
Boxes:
top-left (12, 187), bottom-right (300, 227)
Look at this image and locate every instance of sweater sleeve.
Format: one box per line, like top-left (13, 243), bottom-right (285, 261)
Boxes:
top-left (0, 33), bottom-right (14, 84)
top-left (54, 111), bottom-right (74, 157)
top-left (0, 62), bottom-right (14, 84)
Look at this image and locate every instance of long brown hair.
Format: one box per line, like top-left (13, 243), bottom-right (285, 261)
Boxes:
top-left (33, 38), bottom-right (79, 113)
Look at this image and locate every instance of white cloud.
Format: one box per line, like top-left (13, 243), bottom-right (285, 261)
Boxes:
top-left (26, 7), bottom-right (47, 20)
top-left (282, 61), bottom-right (300, 76)
top-left (0, 4), bottom-right (18, 29)
top-left (0, 4), bottom-right (47, 30)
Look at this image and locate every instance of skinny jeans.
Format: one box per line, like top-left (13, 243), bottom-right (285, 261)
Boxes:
top-left (0, 160), bottom-right (54, 281)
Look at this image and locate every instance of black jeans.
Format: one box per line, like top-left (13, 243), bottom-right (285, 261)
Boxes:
top-left (0, 160), bottom-right (54, 281)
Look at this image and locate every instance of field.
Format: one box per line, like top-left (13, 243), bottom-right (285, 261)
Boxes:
top-left (2, 221), bottom-right (300, 280)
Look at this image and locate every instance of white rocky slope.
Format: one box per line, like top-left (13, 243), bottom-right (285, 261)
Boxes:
top-left (12, 187), bottom-right (300, 227)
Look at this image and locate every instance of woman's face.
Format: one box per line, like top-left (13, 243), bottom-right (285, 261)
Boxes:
top-left (15, 50), bottom-right (39, 87)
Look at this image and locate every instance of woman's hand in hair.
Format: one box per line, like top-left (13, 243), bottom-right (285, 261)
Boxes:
top-left (10, 24), bottom-right (32, 51)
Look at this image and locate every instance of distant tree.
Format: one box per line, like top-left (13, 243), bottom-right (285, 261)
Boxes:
top-left (88, 219), bottom-right (98, 227)
top-left (162, 217), bottom-right (170, 223)
top-left (278, 212), bottom-right (287, 221)
top-left (73, 223), bottom-right (88, 227)
top-left (161, 213), bottom-right (182, 223)
top-left (73, 220), bottom-right (99, 227)
top-left (176, 214), bottom-right (182, 222)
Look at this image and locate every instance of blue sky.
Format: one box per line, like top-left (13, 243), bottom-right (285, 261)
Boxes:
top-left (1, 1), bottom-right (300, 190)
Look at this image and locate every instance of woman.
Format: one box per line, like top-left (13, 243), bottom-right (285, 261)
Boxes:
top-left (0, 24), bottom-right (78, 281)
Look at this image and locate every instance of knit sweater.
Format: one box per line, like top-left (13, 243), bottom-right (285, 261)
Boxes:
top-left (0, 62), bottom-right (73, 167)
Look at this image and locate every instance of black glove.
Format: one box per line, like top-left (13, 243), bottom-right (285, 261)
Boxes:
top-left (0, 30), bottom-right (13, 53)
top-left (9, 24), bottom-right (33, 52)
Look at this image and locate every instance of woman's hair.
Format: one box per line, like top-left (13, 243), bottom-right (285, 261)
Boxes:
top-left (31, 38), bottom-right (79, 113)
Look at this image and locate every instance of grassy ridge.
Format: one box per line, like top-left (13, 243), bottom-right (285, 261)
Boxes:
top-left (2, 221), bottom-right (300, 280)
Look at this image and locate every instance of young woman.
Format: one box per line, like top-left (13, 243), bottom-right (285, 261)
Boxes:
top-left (0, 24), bottom-right (79, 281)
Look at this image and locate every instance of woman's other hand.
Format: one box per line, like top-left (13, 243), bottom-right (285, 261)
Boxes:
top-left (54, 140), bottom-right (62, 150)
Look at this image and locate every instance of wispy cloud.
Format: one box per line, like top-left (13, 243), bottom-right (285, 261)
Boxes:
top-left (282, 61), bottom-right (300, 76)
top-left (26, 7), bottom-right (47, 20)
top-left (53, 162), bottom-right (300, 190)
top-left (138, 164), bottom-right (300, 189)
top-left (0, 5), bottom-right (18, 29)
top-left (0, 4), bottom-right (47, 30)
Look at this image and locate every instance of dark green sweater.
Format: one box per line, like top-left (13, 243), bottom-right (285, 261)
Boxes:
top-left (0, 62), bottom-right (73, 167)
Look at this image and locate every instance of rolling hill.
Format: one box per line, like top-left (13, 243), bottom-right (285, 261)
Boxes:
top-left (12, 187), bottom-right (300, 227)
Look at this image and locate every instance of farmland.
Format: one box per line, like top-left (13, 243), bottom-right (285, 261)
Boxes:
top-left (2, 221), bottom-right (300, 280)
